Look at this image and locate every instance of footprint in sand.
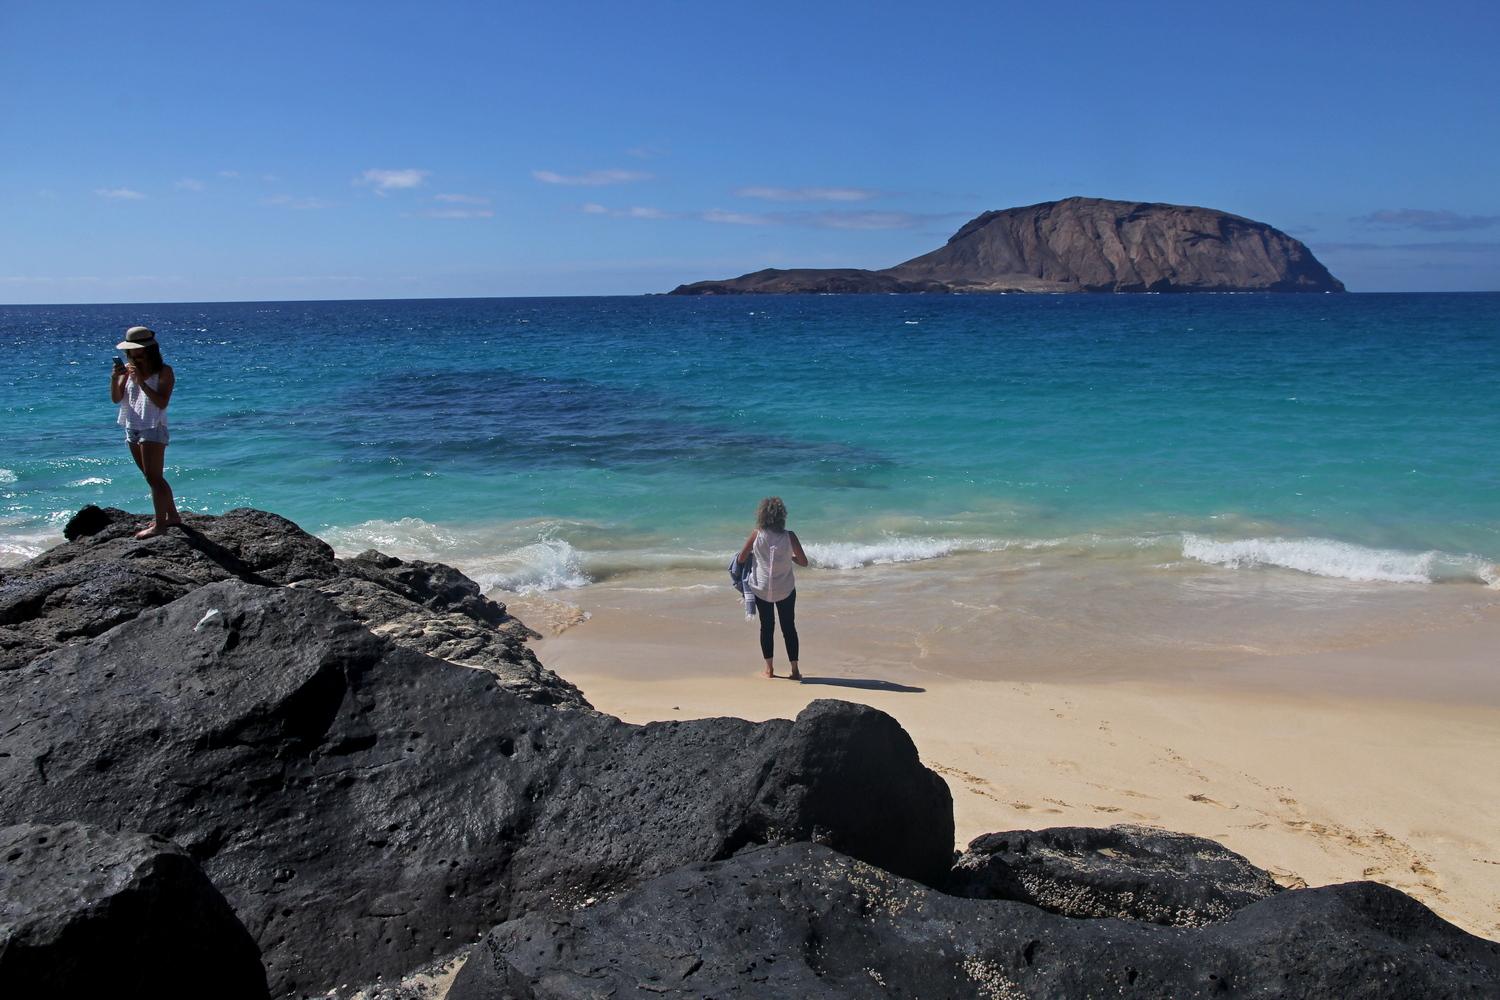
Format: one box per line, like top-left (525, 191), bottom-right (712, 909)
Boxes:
top-left (1186, 793), bottom-right (1237, 810)
top-left (1279, 818), bottom-right (1447, 903)
top-left (1156, 748), bottom-right (1210, 783)
top-left (1265, 867), bottom-right (1308, 890)
top-left (930, 763), bottom-right (1003, 803)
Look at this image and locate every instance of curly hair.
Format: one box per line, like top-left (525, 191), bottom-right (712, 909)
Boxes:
top-left (755, 496), bottom-right (788, 531)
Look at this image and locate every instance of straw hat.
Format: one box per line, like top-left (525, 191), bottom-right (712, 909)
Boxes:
top-left (115, 326), bottom-right (158, 351)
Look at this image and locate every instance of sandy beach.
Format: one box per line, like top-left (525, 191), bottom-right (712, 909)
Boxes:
top-left (509, 564), bottom-right (1500, 941)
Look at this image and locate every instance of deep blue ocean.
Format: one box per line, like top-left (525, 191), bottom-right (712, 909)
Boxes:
top-left (3, 294), bottom-right (1497, 593)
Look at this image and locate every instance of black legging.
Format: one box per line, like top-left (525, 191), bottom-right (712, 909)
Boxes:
top-left (754, 589), bottom-right (799, 661)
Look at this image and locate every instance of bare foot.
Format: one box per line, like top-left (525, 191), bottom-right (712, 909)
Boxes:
top-left (788, 671), bottom-right (802, 682)
top-left (134, 522), bottom-right (165, 539)
top-left (162, 515), bottom-right (184, 528)
top-left (764, 667), bottom-right (776, 679)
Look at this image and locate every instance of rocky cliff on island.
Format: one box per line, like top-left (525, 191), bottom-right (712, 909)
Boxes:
top-left (670, 197), bottom-right (1345, 295)
top-left (3, 506), bottom-right (1496, 998)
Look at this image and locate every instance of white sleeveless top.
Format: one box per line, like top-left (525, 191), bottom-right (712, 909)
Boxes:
top-left (748, 528), bottom-right (796, 603)
top-left (118, 372), bottom-right (168, 429)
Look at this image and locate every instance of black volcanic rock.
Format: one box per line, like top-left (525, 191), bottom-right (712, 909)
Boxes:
top-left (1, 506), bottom-right (578, 705)
top-left (1, 506), bottom-right (337, 672)
top-left (316, 549), bottom-right (569, 706)
top-left (947, 824), bottom-right (1283, 926)
top-left (449, 843), bottom-right (1500, 1000)
top-left (0, 580), bottom-right (952, 996)
top-left (0, 822), bottom-right (267, 999)
top-left (669, 197), bottom-right (1345, 294)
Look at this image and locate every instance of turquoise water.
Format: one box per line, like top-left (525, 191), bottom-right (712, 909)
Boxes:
top-left (3, 294), bottom-right (1498, 592)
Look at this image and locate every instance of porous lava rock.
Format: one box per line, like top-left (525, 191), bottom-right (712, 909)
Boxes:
top-left (1, 506), bottom-right (578, 705)
top-left (0, 821), bottom-right (267, 999)
top-left (947, 824), bottom-right (1283, 926)
top-left (315, 550), bottom-right (566, 706)
top-left (670, 197), bottom-right (1345, 295)
top-left (0, 580), bottom-right (952, 996)
top-left (449, 842), bottom-right (1500, 999)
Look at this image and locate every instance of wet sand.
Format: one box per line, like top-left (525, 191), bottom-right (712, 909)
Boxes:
top-left (508, 564), bottom-right (1500, 939)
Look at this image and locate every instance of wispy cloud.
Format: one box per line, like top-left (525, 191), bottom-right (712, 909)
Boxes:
top-left (95, 187), bottom-right (146, 200)
top-left (708, 209), bottom-right (955, 229)
top-left (581, 204), bottom-right (672, 219)
top-left (434, 193), bottom-right (490, 205)
top-left (263, 194), bottom-right (333, 210)
top-left (798, 211), bottom-right (944, 230)
top-left (356, 168), bottom-right (430, 194)
top-left (175, 178), bottom-right (206, 192)
top-left (735, 186), bottom-right (880, 202)
top-left (533, 168), bottom-right (651, 186)
top-left (626, 145), bottom-right (669, 160)
top-left (581, 204), bottom-right (953, 230)
top-left (701, 209), bottom-right (771, 226)
top-left (218, 170), bottom-right (241, 179)
top-left (417, 208), bottom-right (495, 219)
top-left (1354, 209), bottom-right (1500, 232)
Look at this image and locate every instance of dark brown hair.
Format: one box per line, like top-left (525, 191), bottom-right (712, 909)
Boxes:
top-left (128, 343), bottom-right (165, 374)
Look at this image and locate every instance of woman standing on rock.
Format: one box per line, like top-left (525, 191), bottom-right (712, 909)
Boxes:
top-left (110, 325), bottom-right (181, 539)
top-left (736, 496), bottom-right (809, 680)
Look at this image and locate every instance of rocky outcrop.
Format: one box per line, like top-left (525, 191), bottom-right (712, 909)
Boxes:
top-left (947, 824), bottom-right (1283, 926)
top-left (0, 579), bottom-right (953, 996)
top-left (666, 268), bottom-right (950, 296)
top-left (450, 842), bottom-right (1500, 999)
top-left (669, 197), bottom-right (1345, 294)
top-left (0, 505), bottom-right (578, 706)
top-left (0, 822), bottom-right (267, 999)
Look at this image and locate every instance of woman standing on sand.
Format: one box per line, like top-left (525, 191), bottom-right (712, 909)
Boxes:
top-left (737, 496), bottom-right (809, 680)
top-left (109, 326), bottom-right (182, 539)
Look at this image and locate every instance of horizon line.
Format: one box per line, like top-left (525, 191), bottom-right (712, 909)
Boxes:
top-left (5, 289), bottom-right (1500, 309)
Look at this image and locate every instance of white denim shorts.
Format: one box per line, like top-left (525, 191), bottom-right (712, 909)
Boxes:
top-left (124, 425), bottom-right (170, 446)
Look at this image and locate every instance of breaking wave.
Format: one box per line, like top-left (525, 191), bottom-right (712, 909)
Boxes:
top-left (1181, 534), bottom-right (1498, 586)
top-left (471, 538), bottom-right (592, 594)
top-left (318, 517), bottom-right (1498, 593)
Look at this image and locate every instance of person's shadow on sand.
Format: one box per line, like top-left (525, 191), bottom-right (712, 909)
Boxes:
top-left (794, 677), bottom-right (925, 694)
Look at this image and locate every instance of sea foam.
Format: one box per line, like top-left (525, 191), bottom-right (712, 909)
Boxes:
top-left (473, 538), bottom-right (592, 594)
top-left (1181, 533), bottom-right (1497, 586)
top-left (323, 517), bottom-right (595, 594)
top-left (804, 536), bottom-right (1002, 569)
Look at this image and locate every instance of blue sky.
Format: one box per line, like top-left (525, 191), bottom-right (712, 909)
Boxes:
top-left (2, 0), bottom-right (1497, 301)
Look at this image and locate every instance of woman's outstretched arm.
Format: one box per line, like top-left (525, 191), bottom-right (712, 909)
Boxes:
top-left (738, 530), bottom-right (757, 564)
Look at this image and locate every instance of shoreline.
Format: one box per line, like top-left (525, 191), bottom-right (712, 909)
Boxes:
top-left (513, 571), bottom-right (1500, 939)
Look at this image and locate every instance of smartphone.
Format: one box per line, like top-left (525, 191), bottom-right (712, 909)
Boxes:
top-left (113, 356), bottom-right (125, 370)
